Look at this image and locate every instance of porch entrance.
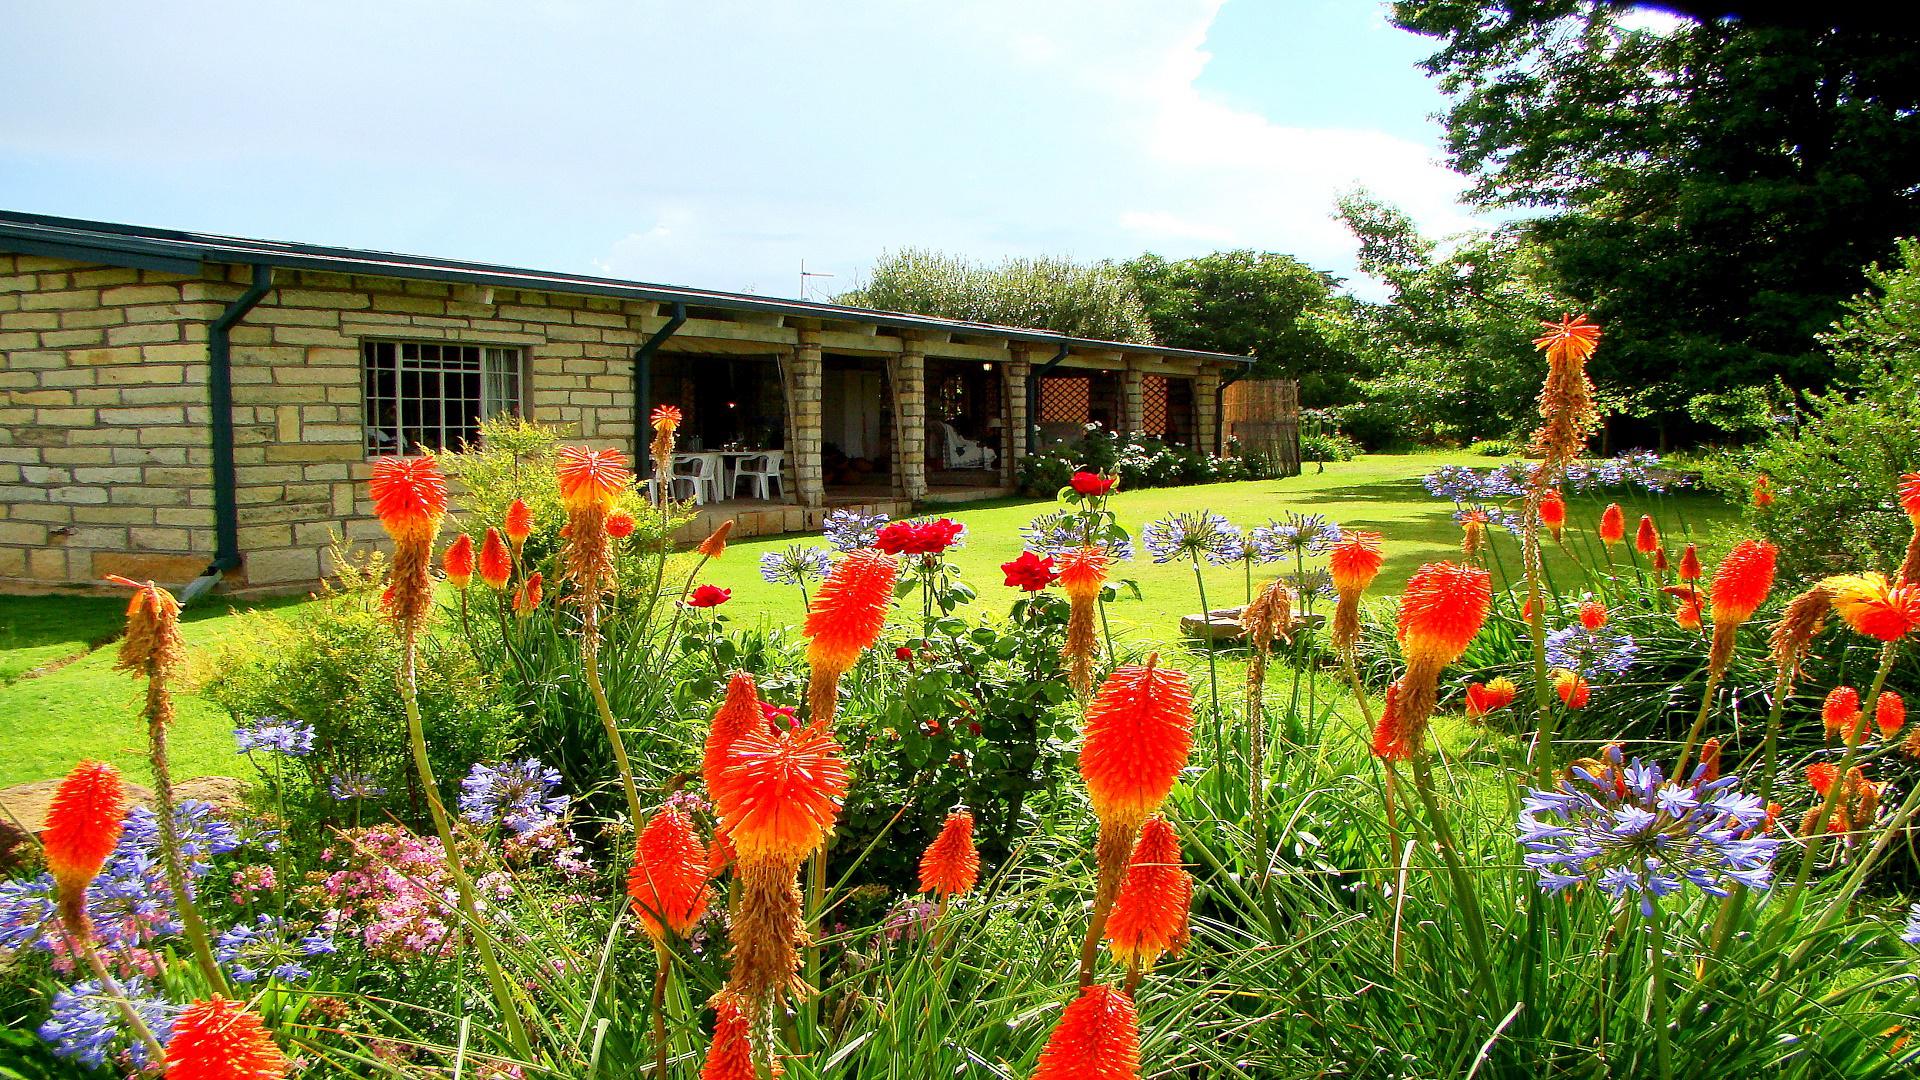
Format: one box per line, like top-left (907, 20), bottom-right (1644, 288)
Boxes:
top-left (925, 356), bottom-right (1006, 487)
top-left (821, 354), bottom-right (895, 497)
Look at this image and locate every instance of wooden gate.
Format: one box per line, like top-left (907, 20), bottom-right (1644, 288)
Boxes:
top-left (1222, 378), bottom-right (1301, 477)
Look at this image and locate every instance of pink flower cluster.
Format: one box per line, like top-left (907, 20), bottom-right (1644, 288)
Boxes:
top-left (310, 826), bottom-right (460, 961)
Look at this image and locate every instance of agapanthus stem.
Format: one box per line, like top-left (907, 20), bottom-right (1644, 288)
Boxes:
top-left (1789, 641), bottom-right (1897, 894)
top-left (1520, 487), bottom-right (1557, 786)
top-left (1758, 666), bottom-right (1794, 806)
top-left (1407, 753), bottom-right (1499, 1002)
top-left (1191, 558), bottom-right (1222, 763)
top-left (401, 633), bottom-right (533, 1059)
top-left (1646, 903), bottom-right (1673, 1080)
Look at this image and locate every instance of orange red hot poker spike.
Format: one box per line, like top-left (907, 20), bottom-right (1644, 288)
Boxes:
top-left (1104, 816), bottom-right (1191, 971)
top-left (1030, 984), bottom-right (1141, 1080)
top-left (802, 550), bottom-right (898, 724)
top-left (1373, 561), bottom-right (1493, 761)
top-left (918, 809), bottom-right (980, 900)
top-left (164, 997), bottom-right (290, 1080)
top-left (43, 760), bottom-right (126, 938)
top-left (627, 808), bottom-right (712, 940)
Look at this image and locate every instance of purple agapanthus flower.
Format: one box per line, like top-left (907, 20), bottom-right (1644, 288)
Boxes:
top-left (822, 508), bottom-right (889, 552)
top-left (759, 544), bottom-right (833, 586)
top-left (1422, 465), bottom-right (1486, 502)
top-left (460, 758), bottom-right (568, 837)
top-left (1903, 902), bottom-right (1920, 946)
top-left (1251, 513), bottom-right (1342, 561)
top-left (1142, 511), bottom-right (1240, 565)
top-left (1545, 624), bottom-right (1640, 678)
top-left (233, 716), bottom-right (315, 757)
top-left (1019, 511), bottom-right (1135, 561)
top-left (215, 913), bottom-right (337, 983)
top-left (327, 773), bottom-right (387, 801)
top-left (1518, 747), bottom-right (1780, 915)
top-left (39, 976), bottom-right (179, 1071)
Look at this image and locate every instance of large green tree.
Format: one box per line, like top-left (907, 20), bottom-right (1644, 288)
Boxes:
top-left (1393, 2), bottom-right (1920, 442)
top-left (1121, 250), bottom-right (1354, 401)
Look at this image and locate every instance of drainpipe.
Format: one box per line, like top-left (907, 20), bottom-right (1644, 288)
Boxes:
top-left (1026, 343), bottom-right (1069, 457)
top-left (1214, 367), bottom-right (1246, 457)
top-left (182, 264), bottom-right (273, 606)
top-left (633, 302), bottom-right (687, 475)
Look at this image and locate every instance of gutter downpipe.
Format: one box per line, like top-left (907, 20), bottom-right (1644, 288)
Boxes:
top-left (633, 302), bottom-right (687, 475)
top-left (183, 264), bottom-right (273, 606)
top-left (1214, 367), bottom-right (1247, 458)
top-left (1026, 342), bottom-right (1070, 457)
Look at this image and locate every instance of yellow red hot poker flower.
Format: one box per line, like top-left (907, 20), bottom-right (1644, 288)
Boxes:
top-left (441, 534), bottom-right (474, 589)
top-left (478, 527), bottom-right (512, 591)
top-left (503, 498), bottom-right (533, 555)
top-left (1056, 546), bottom-right (1110, 697)
top-left (1104, 815), bottom-right (1191, 972)
top-left (1820, 572), bottom-right (1920, 642)
top-left (369, 456), bottom-right (447, 633)
top-left (43, 760), bottom-right (125, 939)
top-left (1329, 530), bottom-right (1385, 657)
top-left (710, 720), bottom-right (849, 1003)
top-left (1598, 503), bottom-right (1625, 547)
top-left (1529, 313), bottom-right (1602, 473)
top-left (802, 549), bottom-right (898, 725)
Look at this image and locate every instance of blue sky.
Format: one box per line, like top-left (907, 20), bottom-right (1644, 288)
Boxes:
top-left (0, 1), bottom-right (1483, 301)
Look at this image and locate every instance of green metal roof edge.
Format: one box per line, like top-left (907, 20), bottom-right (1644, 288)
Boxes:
top-left (0, 210), bottom-right (1252, 366)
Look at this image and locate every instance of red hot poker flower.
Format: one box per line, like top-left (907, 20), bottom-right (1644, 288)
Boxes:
top-left (1030, 985), bottom-right (1140, 1080)
top-left (513, 571), bottom-right (543, 617)
top-left (1679, 544), bottom-right (1703, 583)
top-left (1329, 530), bottom-right (1385, 593)
top-left (164, 997), bottom-right (290, 1080)
top-left (1464, 677), bottom-right (1518, 718)
top-left (697, 520), bottom-right (734, 559)
top-left (1397, 562), bottom-right (1493, 671)
top-left (627, 808), bottom-right (712, 939)
top-left (478, 528), bottom-right (512, 590)
top-left (918, 809), bottom-right (980, 899)
top-left (1554, 669), bottom-right (1591, 710)
top-left (1578, 600), bottom-right (1608, 630)
top-left (607, 511), bottom-right (637, 539)
top-left (1070, 471), bottom-right (1117, 497)
top-left (804, 550), bottom-right (898, 680)
top-left (1001, 551), bottom-right (1059, 592)
top-left (712, 721), bottom-right (850, 865)
top-left (43, 761), bottom-right (126, 929)
top-left (442, 534), bottom-right (474, 589)
top-left (1876, 689), bottom-right (1905, 739)
top-left (1598, 504), bottom-right (1625, 546)
top-left (1711, 540), bottom-right (1778, 627)
top-left (1539, 489), bottom-right (1566, 538)
top-left (1635, 515), bottom-right (1660, 555)
top-left (1104, 815), bottom-right (1191, 970)
top-left (1533, 313), bottom-right (1602, 365)
top-left (700, 991), bottom-right (756, 1080)
top-left (1753, 474), bottom-right (1775, 510)
top-left (1823, 686), bottom-right (1863, 741)
top-left (1900, 473), bottom-right (1920, 523)
top-left (1081, 660), bottom-right (1195, 828)
top-left (504, 498), bottom-right (534, 550)
top-left (650, 404), bottom-right (682, 434)
top-left (704, 673), bottom-right (765, 795)
top-left (686, 585), bottom-right (732, 608)
top-left (557, 446), bottom-right (632, 512)
top-left (369, 457), bottom-right (447, 547)
top-left (1821, 572), bottom-right (1920, 642)
top-left (1807, 761), bottom-right (1839, 797)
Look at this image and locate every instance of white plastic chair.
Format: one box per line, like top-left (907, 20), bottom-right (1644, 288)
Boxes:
top-left (672, 454), bottom-right (722, 505)
top-left (732, 452), bottom-right (784, 501)
top-left (938, 422), bottom-right (997, 469)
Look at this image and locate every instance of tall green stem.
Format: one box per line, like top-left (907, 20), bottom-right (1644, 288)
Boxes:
top-left (585, 646), bottom-right (646, 832)
top-left (1191, 558), bottom-right (1222, 764)
top-left (146, 700), bottom-right (228, 995)
top-left (1407, 753), bottom-right (1499, 1002)
top-left (1646, 903), bottom-right (1673, 1080)
top-left (650, 938), bottom-right (673, 1078)
top-left (1671, 668), bottom-right (1723, 780)
top-left (401, 634), bottom-right (532, 1059)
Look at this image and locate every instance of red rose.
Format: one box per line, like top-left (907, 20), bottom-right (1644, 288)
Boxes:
top-left (1070, 471), bottom-right (1116, 497)
top-left (1000, 550), bottom-right (1058, 592)
top-left (875, 518), bottom-right (965, 556)
top-left (895, 646), bottom-right (913, 661)
top-left (917, 518), bottom-right (965, 555)
top-left (686, 584), bottom-right (731, 608)
top-left (874, 521), bottom-right (922, 555)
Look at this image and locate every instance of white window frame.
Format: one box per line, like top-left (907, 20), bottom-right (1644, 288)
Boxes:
top-left (361, 339), bottom-right (526, 456)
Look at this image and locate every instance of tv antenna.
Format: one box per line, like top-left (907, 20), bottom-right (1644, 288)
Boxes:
top-left (800, 259), bottom-right (834, 301)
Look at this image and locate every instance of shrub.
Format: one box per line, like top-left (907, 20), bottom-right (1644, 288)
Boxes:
top-left (205, 553), bottom-right (523, 833)
top-left (1017, 423), bottom-right (1278, 495)
top-left (1470, 438), bottom-right (1517, 457)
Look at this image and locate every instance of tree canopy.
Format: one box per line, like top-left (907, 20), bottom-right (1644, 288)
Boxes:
top-left (836, 248), bottom-right (1154, 344)
top-left (1393, 1), bottom-right (1920, 439)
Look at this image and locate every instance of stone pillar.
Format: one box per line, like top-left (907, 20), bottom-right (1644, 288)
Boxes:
top-left (888, 342), bottom-right (927, 501)
top-left (1005, 354), bottom-right (1032, 486)
top-left (1121, 363), bottom-right (1146, 437)
top-left (1195, 371), bottom-right (1222, 455)
top-left (781, 334), bottom-right (825, 509)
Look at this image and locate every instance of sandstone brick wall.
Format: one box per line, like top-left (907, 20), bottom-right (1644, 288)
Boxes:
top-left (1, 257), bottom-right (649, 591)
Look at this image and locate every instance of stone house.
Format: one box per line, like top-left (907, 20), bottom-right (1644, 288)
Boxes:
top-left (0, 211), bottom-right (1248, 593)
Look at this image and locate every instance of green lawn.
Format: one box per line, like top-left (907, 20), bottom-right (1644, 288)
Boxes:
top-left (0, 452), bottom-right (1740, 787)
